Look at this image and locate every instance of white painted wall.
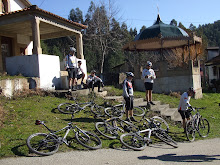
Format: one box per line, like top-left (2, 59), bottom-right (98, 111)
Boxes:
top-left (38, 54), bottom-right (61, 90)
top-left (9, 0), bottom-right (26, 11)
top-left (6, 54), bottom-right (61, 90)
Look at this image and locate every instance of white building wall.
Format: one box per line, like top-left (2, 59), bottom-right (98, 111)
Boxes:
top-left (38, 54), bottom-right (61, 90)
top-left (9, 0), bottom-right (26, 11)
top-left (6, 54), bottom-right (61, 90)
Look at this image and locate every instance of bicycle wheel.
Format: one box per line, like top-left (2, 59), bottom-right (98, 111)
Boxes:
top-left (198, 118), bottom-right (210, 138)
top-left (75, 130), bottom-right (102, 150)
top-left (185, 120), bottom-right (196, 142)
top-left (95, 122), bottom-right (118, 139)
top-left (58, 103), bottom-right (79, 114)
top-left (133, 106), bottom-right (145, 117)
top-left (152, 116), bottom-right (169, 132)
top-left (26, 133), bottom-right (59, 156)
top-left (120, 132), bottom-right (146, 151)
top-left (104, 107), bottom-right (123, 118)
top-left (91, 104), bottom-right (106, 117)
top-left (155, 129), bottom-right (178, 148)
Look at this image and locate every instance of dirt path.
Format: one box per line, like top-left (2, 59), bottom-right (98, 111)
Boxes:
top-left (1, 138), bottom-right (220, 165)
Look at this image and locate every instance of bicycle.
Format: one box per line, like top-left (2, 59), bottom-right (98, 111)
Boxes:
top-left (120, 115), bottom-right (178, 151)
top-left (26, 116), bottom-right (102, 156)
top-left (104, 102), bottom-right (145, 118)
top-left (95, 116), bottom-right (139, 139)
top-left (185, 107), bottom-right (210, 142)
top-left (58, 83), bottom-right (105, 117)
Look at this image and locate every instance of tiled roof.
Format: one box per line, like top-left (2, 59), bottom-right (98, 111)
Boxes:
top-left (0, 5), bottom-right (87, 29)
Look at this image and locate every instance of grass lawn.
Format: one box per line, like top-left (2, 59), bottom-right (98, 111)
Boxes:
top-left (0, 88), bottom-right (219, 158)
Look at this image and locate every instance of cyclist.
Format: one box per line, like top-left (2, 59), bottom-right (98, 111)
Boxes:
top-left (86, 70), bottom-right (104, 92)
top-left (142, 61), bottom-right (156, 106)
top-left (65, 47), bottom-right (77, 91)
top-left (178, 87), bottom-right (196, 132)
top-left (123, 72), bottom-right (137, 122)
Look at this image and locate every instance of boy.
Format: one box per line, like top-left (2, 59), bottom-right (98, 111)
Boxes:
top-left (122, 72), bottom-right (137, 122)
top-left (178, 87), bottom-right (195, 132)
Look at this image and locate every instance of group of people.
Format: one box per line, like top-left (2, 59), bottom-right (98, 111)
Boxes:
top-left (65, 47), bottom-right (103, 92)
top-left (66, 46), bottom-right (195, 132)
top-left (122, 61), bottom-right (195, 132)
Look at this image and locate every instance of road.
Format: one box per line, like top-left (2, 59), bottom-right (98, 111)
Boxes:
top-left (0, 138), bottom-right (220, 165)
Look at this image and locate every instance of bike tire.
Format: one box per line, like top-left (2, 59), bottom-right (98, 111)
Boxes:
top-left (133, 106), bottom-right (145, 117)
top-left (75, 130), bottom-right (102, 150)
top-left (120, 132), bottom-right (146, 151)
top-left (95, 122), bottom-right (118, 139)
top-left (185, 120), bottom-right (196, 142)
top-left (104, 107), bottom-right (124, 118)
top-left (91, 104), bottom-right (106, 117)
top-left (198, 118), bottom-right (210, 138)
top-left (26, 133), bottom-right (59, 156)
top-left (57, 103), bottom-right (79, 114)
top-left (152, 116), bottom-right (169, 132)
top-left (155, 129), bottom-right (178, 148)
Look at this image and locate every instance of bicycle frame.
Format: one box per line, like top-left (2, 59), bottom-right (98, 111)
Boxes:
top-left (37, 120), bottom-right (90, 146)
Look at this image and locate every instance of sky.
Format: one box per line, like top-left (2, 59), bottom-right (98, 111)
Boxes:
top-left (28, 0), bottom-right (220, 33)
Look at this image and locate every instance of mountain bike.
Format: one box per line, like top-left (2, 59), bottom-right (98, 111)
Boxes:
top-left (104, 102), bottom-right (145, 118)
top-left (185, 107), bottom-right (210, 142)
top-left (120, 116), bottom-right (177, 151)
top-left (58, 81), bottom-right (105, 117)
top-left (95, 116), bottom-right (139, 139)
top-left (26, 117), bottom-right (102, 156)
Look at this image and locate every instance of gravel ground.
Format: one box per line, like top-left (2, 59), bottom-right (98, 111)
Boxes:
top-left (0, 138), bottom-right (220, 165)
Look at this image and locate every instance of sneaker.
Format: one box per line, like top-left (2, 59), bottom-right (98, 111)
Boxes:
top-left (125, 118), bottom-right (131, 122)
top-left (147, 102), bottom-right (151, 107)
top-left (130, 116), bottom-right (137, 122)
top-left (98, 89), bottom-right (103, 92)
top-left (72, 88), bottom-right (77, 91)
top-left (68, 88), bottom-right (71, 92)
top-left (149, 101), bottom-right (155, 105)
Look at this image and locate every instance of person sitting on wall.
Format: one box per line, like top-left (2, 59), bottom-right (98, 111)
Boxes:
top-left (76, 60), bottom-right (85, 87)
top-left (65, 47), bottom-right (77, 91)
top-left (86, 70), bottom-right (104, 92)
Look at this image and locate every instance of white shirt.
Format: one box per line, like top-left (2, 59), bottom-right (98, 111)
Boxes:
top-left (65, 54), bottom-right (77, 68)
top-left (178, 92), bottom-right (191, 111)
top-left (142, 68), bottom-right (156, 83)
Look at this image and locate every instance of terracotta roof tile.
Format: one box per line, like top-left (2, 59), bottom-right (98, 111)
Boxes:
top-left (0, 5), bottom-right (87, 29)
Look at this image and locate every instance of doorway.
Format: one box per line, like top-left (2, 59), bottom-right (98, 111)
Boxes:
top-left (1, 36), bottom-right (12, 71)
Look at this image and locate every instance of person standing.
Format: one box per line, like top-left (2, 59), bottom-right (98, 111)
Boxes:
top-left (178, 87), bottom-right (195, 132)
top-left (65, 47), bottom-right (77, 91)
top-left (142, 61), bottom-right (156, 106)
top-left (123, 72), bottom-right (137, 122)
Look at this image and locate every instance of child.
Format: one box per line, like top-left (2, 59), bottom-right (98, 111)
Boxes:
top-left (122, 72), bottom-right (137, 122)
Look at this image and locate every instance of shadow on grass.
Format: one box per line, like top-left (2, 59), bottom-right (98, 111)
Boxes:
top-left (11, 144), bottom-right (28, 157)
top-left (138, 154), bottom-right (220, 163)
top-left (63, 117), bottom-right (102, 123)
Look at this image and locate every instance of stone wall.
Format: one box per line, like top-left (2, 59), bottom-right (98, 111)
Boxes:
top-left (134, 60), bottom-right (203, 99)
top-left (0, 78), bottom-right (40, 97)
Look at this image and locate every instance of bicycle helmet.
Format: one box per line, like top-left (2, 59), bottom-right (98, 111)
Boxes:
top-left (147, 61), bottom-right (152, 66)
top-left (188, 87), bottom-right (196, 94)
top-left (91, 70), bottom-right (96, 73)
top-left (126, 72), bottom-right (134, 77)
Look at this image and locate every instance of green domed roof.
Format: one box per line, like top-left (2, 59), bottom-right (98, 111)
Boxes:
top-left (134, 15), bottom-right (189, 41)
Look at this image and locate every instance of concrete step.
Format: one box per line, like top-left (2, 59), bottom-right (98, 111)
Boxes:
top-left (172, 110), bottom-right (182, 123)
top-left (161, 108), bottom-right (176, 120)
top-left (133, 98), bottom-right (144, 105)
top-left (104, 96), bottom-right (124, 102)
